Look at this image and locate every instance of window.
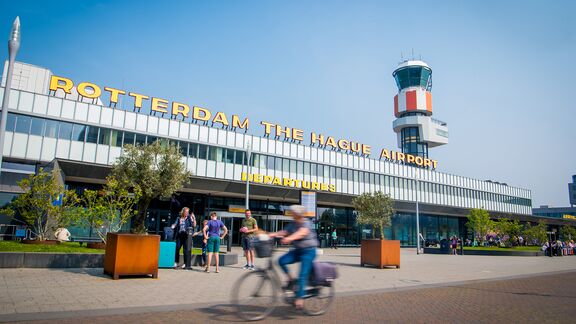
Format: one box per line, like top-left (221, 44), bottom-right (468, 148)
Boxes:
top-left (71, 124), bottom-right (85, 142)
top-left (178, 142), bottom-right (188, 156)
top-left (311, 163), bottom-right (317, 176)
top-left (44, 120), bottom-right (58, 138)
top-left (58, 122), bottom-right (73, 140)
top-left (304, 162), bottom-right (310, 176)
top-left (224, 149), bottom-right (234, 163)
top-left (235, 150), bottom-right (244, 164)
top-left (30, 117), bottom-right (44, 136)
top-left (15, 115), bottom-right (31, 134)
top-left (110, 130), bottom-right (123, 147)
top-left (147, 136), bottom-right (157, 145)
top-left (274, 157), bottom-right (282, 171)
top-left (98, 128), bottom-right (111, 145)
top-left (188, 143), bottom-right (198, 158)
top-left (123, 132), bottom-right (135, 146)
top-left (290, 160), bottom-right (296, 173)
top-left (283, 159), bottom-right (289, 172)
top-left (198, 144), bottom-right (208, 159)
top-left (267, 155), bottom-right (275, 169)
top-left (208, 147), bottom-right (222, 161)
top-left (297, 161), bottom-right (303, 175)
top-left (258, 154), bottom-right (267, 168)
top-left (5, 114), bottom-right (15, 132)
top-left (135, 134), bottom-right (146, 145)
top-left (85, 126), bottom-right (99, 143)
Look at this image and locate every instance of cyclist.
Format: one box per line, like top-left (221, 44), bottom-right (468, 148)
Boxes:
top-left (268, 204), bottom-right (318, 309)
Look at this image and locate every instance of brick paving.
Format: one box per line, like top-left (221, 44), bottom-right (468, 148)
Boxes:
top-left (11, 270), bottom-right (576, 323)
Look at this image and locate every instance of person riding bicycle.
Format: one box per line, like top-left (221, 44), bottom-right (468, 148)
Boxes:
top-left (268, 204), bottom-right (318, 309)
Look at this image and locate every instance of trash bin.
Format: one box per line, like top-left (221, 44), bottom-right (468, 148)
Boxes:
top-left (439, 239), bottom-right (450, 254)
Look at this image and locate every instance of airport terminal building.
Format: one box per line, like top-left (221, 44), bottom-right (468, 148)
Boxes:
top-left (0, 60), bottom-right (562, 246)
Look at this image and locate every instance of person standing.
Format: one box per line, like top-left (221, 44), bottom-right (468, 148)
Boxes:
top-left (450, 236), bottom-right (458, 255)
top-left (171, 207), bottom-right (196, 270)
top-left (331, 229), bottom-right (338, 249)
top-left (192, 220), bottom-right (209, 267)
top-left (240, 209), bottom-right (258, 270)
top-left (203, 212), bottom-right (228, 273)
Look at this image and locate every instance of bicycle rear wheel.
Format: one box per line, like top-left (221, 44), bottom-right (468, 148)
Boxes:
top-left (231, 270), bottom-right (278, 321)
top-left (302, 283), bottom-right (335, 316)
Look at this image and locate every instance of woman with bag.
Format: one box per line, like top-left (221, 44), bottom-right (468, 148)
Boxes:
top-left (171, 207), bottom-right (196, 270)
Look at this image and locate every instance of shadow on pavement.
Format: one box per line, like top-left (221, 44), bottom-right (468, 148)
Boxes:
top-left (196, 303), bottom-right (307, 322)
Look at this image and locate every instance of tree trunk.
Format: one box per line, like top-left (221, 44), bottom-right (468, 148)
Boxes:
top-left (379, 223), bottom-right (385, 240)
top-left (131, 198), bottom-right (151, 234)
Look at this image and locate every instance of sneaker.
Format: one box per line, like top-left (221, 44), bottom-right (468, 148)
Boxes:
top-left (181, 264), bottom-right (186, 269)
top-left (243, 264), bottom-right (250, 270)
top-left (249, 265), bottom-right (255, 271)
top-left (173, 262), bottom-right (178, 269)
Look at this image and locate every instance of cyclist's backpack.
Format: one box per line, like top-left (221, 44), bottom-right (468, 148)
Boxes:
top-left (311, 262), bottom-right (338, 286)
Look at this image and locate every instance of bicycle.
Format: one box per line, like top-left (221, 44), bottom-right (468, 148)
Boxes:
top-left (231, 237), bottom-right (335, 321)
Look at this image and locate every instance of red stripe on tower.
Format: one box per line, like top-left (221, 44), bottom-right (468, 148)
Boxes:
top-left (394, 95), bottom-right (399, 117)
top-left (406, 90), bottom-right (417, 111)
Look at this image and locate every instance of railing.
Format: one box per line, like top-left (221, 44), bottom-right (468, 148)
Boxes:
top-left (431, 118), bottom-right (447, 126)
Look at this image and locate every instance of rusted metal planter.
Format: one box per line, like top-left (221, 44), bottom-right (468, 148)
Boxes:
top-left (360, 239), bottom-right (400, 269)
top-left (104, 233), bottom-right (160, 280)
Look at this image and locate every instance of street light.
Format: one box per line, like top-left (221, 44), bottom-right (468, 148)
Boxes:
top-left (245, 140), bottom-right (252, 210)
top-left (0, 17), bottom-right (21, 177)
top-left (415, 170), bottom-right (421, 255)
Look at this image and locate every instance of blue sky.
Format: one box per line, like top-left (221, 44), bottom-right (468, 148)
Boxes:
top-left (1, 0), bottom-right (575, 207)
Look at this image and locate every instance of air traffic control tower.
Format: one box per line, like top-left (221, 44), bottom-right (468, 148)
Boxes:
top-left (392, 60), bottom-right (448, 159)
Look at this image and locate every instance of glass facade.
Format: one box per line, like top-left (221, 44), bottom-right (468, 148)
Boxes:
top-left (393, 66), bottom-right (432, 91)
top-left (4, 111), bottom-right (532, 213)
top-left (401, 127), bottom-right (428, 158)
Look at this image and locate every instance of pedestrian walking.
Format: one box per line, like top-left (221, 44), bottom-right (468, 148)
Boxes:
top-left (331, 229), bottom-right (338, 249)
top-left (171, 207), bottom-right (196, 269)
top-left (202, 212), bottom-right (228, 273)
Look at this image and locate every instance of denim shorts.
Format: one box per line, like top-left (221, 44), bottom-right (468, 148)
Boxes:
top-left (242, 236), bottom-right (254, 251)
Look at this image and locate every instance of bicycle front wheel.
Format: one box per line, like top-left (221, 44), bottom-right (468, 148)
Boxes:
top-left (231, 270), bottom-right (278, 321)
top-left (302, 283), bottom-right (335, 316)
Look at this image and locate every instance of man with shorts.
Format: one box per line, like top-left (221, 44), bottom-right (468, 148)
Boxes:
top-left (240, 209), bottom-right (258, 270)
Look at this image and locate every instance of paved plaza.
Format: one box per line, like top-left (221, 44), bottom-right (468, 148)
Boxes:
top-left (1, 248), bottom-right (575, 322)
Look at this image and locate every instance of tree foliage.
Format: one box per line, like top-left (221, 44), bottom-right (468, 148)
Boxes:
top-left (560, 225), bottom-right (576, 241)
top-left (0, 169), bottom-right (79, 240)
top-left (110, 142), bottom-right (191, 233)
top-left (79, 177), bottom-right (141, 243)
top-left (495, 218), bottom-right (522, 246)
top-left (353, 191), bottom-right (394, 240)
top-left (465, 208), bottom-right (494, 244)
top-left (523, 221), bottom-right (547, 245)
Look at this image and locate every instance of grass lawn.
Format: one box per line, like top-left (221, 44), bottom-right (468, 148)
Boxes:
top-left (463, 246), bottom-right (541, 252)
top-left (0, 241), bottom-right (104, 254)
top-left (0, 241), bottom-right (211, 255)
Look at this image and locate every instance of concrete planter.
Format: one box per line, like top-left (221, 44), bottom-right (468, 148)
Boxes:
top-left (0, 252), bottom-right (103, 268)
top-left (360, 239), bottom-right (400, 269)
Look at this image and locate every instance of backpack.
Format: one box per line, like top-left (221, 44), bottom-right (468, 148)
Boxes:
top-left (311, 262), bottom-right (338, 287)
top-left (163, 227), bottom-right (174, 241)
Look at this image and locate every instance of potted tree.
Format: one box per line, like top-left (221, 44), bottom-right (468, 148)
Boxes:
top-left (1, 169), bottom-right (79, 244)
top-left (353, 191), bottom-right (399, 269)
top-left (79, 177), bottom-right (141, 249)
top-left (103, 141), bottom-right (191, 279)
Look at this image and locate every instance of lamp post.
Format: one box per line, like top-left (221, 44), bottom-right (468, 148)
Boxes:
top-left (245, 140), bottom-right (252, 210)
top-left (0, 17), bottom-right (21, 177)
top-left (415, 169), bottom-right (421, 255)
